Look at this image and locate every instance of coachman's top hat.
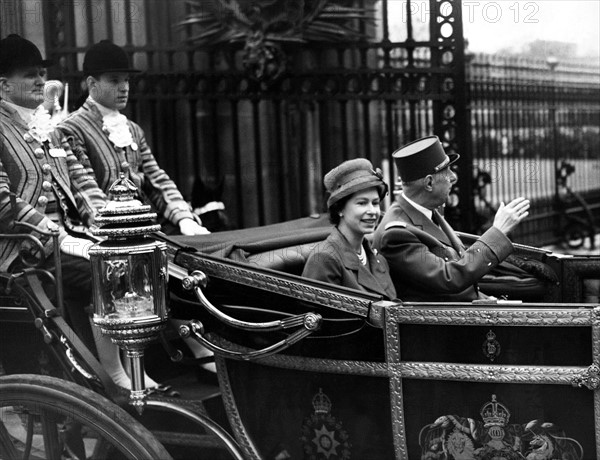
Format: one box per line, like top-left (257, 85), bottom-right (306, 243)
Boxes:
top-left (325, 158), bottom-right (389, 208)
top-left (393, 136), bottom-right (459, 182)
top-left (0, 34), bottom-right (53, 75)
top-left (83, 40), bottom-right (140, 75)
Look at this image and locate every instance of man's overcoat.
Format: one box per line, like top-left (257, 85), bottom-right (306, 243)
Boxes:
top-left (372, 194), bottom-right (513, 301)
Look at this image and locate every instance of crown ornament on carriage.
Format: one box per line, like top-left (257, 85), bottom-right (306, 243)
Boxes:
top-left (312, 388), bottom-right (332, 415)
top-left (480, 394), bottom-right (510, 428)
top-left (92, 174), bottom-right (161, 239)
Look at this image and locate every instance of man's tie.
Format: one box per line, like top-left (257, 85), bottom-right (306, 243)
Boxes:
top-left (432, 209), bottom-right (464, 256)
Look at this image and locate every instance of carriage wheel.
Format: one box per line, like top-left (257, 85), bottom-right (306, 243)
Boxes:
top-left (0, 374), bottom-right (172, 460)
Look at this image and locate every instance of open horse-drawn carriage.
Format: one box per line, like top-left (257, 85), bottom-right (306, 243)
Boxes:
top-left (1, 211), bottom-right (599, 459)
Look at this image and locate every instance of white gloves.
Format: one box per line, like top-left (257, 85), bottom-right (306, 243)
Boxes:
top-left (178, 218), bottom-right (210, 236)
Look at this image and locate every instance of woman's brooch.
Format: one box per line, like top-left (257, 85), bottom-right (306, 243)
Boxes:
top-left (372, 168), bottom-right (384, 180)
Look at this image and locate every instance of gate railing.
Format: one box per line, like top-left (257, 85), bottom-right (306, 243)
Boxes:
top-left (467, 53), bottom-right (600, 245)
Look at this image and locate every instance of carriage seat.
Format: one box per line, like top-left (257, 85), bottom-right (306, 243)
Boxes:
top-left (244, 232), bottom-right (373, 276)
top-left (245, 242), bottom-right (321, 276)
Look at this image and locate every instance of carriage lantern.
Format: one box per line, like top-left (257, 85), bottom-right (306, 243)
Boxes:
top-left (89, 175), bottom-right (168, 411)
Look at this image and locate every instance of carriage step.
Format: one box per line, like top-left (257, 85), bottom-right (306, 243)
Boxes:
top-left (141, 395), bottom-right (237, 458)
top-left (152, 430), bottom-right (229, 449)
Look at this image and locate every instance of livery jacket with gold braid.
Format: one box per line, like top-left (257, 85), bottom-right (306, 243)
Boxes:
top-left (58, 100), bottom-right (195, 226)
top-left (372, 194), bottom-right (513, 302)
top-left (0, 100), bottom-right (106, 271)
top-left (302, 227), bottom-right (397, 300)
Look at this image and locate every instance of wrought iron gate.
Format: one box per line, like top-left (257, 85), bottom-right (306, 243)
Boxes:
top-left (39, 0), bottom-right (469, 230)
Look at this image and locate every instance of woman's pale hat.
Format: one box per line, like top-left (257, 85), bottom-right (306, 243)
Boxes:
top-left (325, 158), bottom-right (388, 208)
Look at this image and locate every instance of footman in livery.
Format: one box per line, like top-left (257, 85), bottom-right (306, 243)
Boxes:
top-left (59, 40), bottom-right (209, 236)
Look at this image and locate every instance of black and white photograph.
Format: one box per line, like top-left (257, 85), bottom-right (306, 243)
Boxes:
top-left (0, 1), bottom-right (599, 458)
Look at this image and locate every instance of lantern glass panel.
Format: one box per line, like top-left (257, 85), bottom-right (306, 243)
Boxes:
top-left (97, 253), bottom-right (155, 319)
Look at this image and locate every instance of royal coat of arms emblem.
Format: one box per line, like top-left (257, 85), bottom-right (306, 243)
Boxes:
top-left (419, 394), bottom-right (584, 460)
top-left (301, 388), bottom-right (351, 460)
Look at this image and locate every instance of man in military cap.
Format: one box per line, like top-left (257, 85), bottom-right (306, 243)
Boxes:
top-left (373, 136), bottom-right (530, 301)
top-left (59, 40), bottom-right (208, 236)
top-left (0, 34), bottom-right (106, 368)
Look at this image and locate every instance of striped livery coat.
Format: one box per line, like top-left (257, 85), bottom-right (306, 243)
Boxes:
top-left (59, 99), bottom-right (196, 226)
top-left (0, 100), bottom-right (106, 271)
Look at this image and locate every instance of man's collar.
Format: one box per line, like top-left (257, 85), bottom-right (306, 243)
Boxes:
top-left (88, 96), bottom-right (119, 117)
top-left (401, 192), bottom-right (433, 221)
top-left (2, 100), bottom-right (35, 124)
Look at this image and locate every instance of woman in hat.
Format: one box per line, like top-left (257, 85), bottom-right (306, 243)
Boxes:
top-left (302, 159), bottom-right (396, 300)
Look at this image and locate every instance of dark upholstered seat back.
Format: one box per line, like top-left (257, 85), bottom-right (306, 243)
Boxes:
top-left (245, 242), bottom-right (321, 276)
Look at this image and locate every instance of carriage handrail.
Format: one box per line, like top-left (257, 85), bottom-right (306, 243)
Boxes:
top-left (1, 221), bottom-right (64, 312)
top-left (182, 270), bottom-right (322, 332)
top-left (173, 249), bottom-right (376, 317)
top-left (179, 269), bottom-right (323, 360)
top-left (178, 318), bottom-right (321, 361)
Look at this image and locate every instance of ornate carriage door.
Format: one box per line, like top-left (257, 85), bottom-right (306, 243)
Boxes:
top-left (41, 0), bottom-right (470, 229)
top-left (383, 302), bottom-right (599, 459)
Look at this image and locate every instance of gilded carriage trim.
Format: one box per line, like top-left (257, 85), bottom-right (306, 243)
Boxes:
top-left (384, 317), bottom-right (401, 366)
top-left (593, 307), bottom-right (600, 449)
top-left (255, 354), bottom-right (388, 376)
top-left (389, 370), bottom-right (409, 458)
top-left (572, 364), bottom-right (600, 390)
top-left (392, 362), bottom-right (592, 385)
top-left (593, 306), bottom-right (600, 366)
top-left (386, 305), bottom-right (594, 326)
top-left (215, 356), bottom-right (262, 460)
top-left (207, 333), bottom-right (389, 376)
top-left (596, 389), bottom-right (600, 452)
top-left (175, 252), bottom-right (373, 317)
top-left (383, 304), bottom-right (600, 456)
top-left (384, 313), bottom-right (408, 457)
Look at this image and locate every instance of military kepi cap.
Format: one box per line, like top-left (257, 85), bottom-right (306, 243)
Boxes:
top-left (325, 158), bottom-right (389, 208)
top-left (392, 135), bottom-right (459, 182)
top-left (0, 34), bottom-right (53, 75)
top-left (83, 40), bottom-right (140, 75)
